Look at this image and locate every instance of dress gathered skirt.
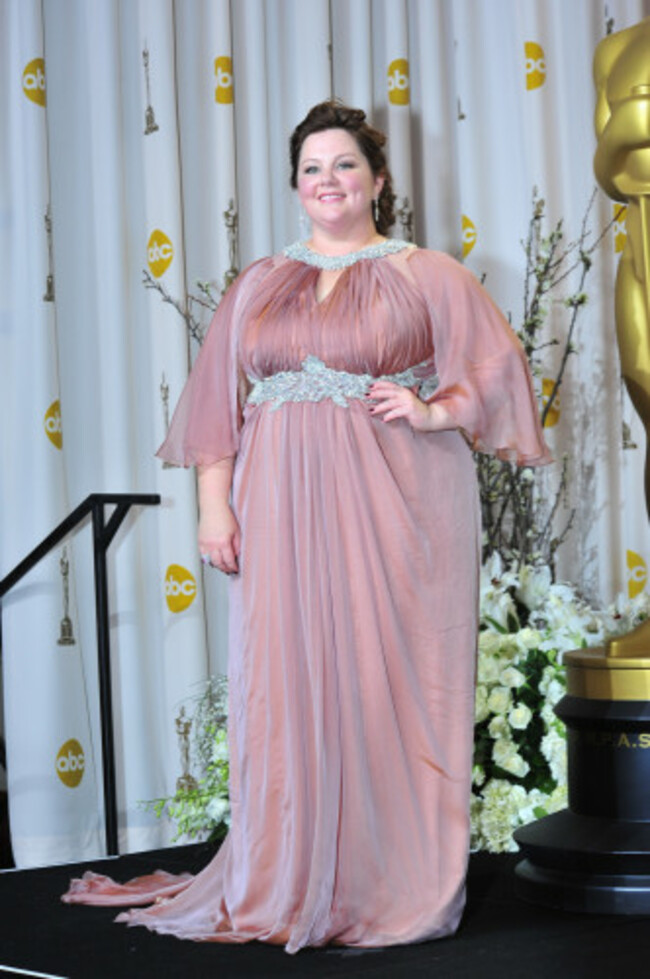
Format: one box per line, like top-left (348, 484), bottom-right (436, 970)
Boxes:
top-left (62, 243), bottom-right (550, 953)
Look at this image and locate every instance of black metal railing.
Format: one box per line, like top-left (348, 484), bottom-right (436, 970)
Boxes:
top-left (0, 493), bottom-right (160, 857)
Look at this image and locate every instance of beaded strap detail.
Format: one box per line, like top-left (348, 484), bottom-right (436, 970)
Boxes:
top-left (283, 239), bottom-right (415, 270)
top-left (246, 355), bottom-right (438, 411)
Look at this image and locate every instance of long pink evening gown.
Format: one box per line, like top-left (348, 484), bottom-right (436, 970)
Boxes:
top-left (62, 241), bottom-right (550, 953)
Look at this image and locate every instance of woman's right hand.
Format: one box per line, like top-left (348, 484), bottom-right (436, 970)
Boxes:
top-left (199, 502), bottom-right (241, 575)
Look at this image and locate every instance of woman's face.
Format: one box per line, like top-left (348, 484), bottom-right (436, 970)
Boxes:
top-left (296, 128), bottom-right (384, 237)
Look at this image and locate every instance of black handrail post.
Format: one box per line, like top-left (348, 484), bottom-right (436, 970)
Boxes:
top-left (92, 501), bottom-right (119, 857)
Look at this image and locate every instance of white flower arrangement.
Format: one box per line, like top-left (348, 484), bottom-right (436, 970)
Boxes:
top-left (471, 552), bottom-right (650, 852)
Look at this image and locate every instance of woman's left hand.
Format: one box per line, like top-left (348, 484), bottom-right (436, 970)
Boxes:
top-left (367, 380), bottom-right (454, 433)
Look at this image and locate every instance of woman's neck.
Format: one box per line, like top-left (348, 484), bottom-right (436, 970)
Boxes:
top-left (308, 225), bottom-right (385, 257)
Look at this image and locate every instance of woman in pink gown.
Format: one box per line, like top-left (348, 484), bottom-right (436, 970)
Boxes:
top-left (63, 102), bottom-right (550, 953)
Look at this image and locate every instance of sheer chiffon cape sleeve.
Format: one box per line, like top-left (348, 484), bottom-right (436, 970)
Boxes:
top-left (156, 258), bottom-right (273, 468)
top-left (408, 249), bottom-right (552, 467)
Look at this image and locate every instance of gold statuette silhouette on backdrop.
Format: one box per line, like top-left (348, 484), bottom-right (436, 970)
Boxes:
top-left (594, 17), bottom-right (650, 661)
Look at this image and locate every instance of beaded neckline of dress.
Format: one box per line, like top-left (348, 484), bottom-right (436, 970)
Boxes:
top-left (283, 238), bottom-right (415, 270)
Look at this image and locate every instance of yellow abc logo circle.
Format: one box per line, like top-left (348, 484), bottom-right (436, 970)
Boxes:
top-left (165, 564), bottom-right (197, 613)
top-left (23, 57), bottom-right (46, 106)
top-left (525, 42), bottom-right (546, 90)
top-left (147, 229), bottom-right (174, 278)
top-left (461, 215), bottom-right (477, 258)
top-left (541, 378), bottom-right (560, 427)
top-left (214, 56), bottom-right (234, 104)
top-left (627, 550), bottom-right (647, 599)
top-left (56, 739), bottom-right (85, 788)
top-left (44, 399), bottom-right (62, 449)
top-left (387, 58), bottom-right (410, 105)
top-left (614, 204), bottom-right (627, 254)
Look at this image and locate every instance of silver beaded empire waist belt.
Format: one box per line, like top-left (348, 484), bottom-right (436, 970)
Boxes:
top-left (246, 355), bottom-right (438, 411)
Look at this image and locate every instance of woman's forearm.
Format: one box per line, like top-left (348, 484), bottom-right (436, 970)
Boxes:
top-left (197, 458), bottom-right (241, 573)
top-left (198, 458), bottom-right (235, 512)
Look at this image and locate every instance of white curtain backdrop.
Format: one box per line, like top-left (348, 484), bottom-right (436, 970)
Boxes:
top-left (1, 0), bottom-right (649, 867)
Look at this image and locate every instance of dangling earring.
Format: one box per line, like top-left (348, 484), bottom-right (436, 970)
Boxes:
top-left (372, 197), bottom-right (379, 226)
top-left (299, 204), bottom-right (311, 241)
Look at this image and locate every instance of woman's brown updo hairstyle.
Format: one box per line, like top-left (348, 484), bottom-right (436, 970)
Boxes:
top-left (290, 101), bottom-right (396, 236)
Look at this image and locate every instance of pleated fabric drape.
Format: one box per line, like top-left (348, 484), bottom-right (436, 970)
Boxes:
top-left (1, 0), bottom-right (649, 867)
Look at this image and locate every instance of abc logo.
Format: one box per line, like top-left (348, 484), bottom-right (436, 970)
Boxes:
top-left (525, 42), bottom-right (546, 90)
top-left (147, 229), bottom-right (174, 278)
top-left (541, 378), bottom-right (560, 428)
top-left (56, 739), bottom-right (85, 788)
top-left (614, 204), bottom-right (627, 254)
top-left (627, 550), bottom-right (647, 599)
top-left (387, 58), bottom-right (409, 105)
top-left (214, 56), bottom-right (234, 104)
top-left (461, 215), bottom-right (477, 258)
top-left (165, 564), bottom-right (197, 613)
top-left (44, 399), bottom-right (62, 449)
top-left (23, 57), bottom-right (46, 106)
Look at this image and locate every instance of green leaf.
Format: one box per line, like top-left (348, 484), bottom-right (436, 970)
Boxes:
top-left (483, 615), bottom-right (508, 634)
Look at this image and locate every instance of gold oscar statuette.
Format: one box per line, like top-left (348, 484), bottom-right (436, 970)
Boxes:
top-left (43, 206), bottom-right (55, 302)
top-left (142, 46), bottom-right (159, 135)
top-left (159, 373), bottom-right (172, 469)
top-left (396, 197), bottom-right (414, 243)
top-left (57, 546), bottom-right (76, 646)
top-left (513, 18), bottom-right (650, 915)
top-left (221, 198), bottom-right (240, 295)
top-left (175, 707), bottom-right (198, 793)
top-left (588, 16), bottom-right (650, 670)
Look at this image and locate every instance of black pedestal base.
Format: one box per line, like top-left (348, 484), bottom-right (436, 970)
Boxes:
top-left (516, 858), bottom-right (650, 914)
top-left (514, 808), bottom-right (650, 915)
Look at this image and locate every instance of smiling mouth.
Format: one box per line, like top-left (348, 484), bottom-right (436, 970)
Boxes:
top-left (319, 193), bottom-right (345, 201)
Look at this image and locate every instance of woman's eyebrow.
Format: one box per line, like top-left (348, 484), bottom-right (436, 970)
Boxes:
top-left (300, 152), bottom-right (359, 165)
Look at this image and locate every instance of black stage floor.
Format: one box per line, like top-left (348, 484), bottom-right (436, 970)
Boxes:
top-left (0, 843), bottom-right (647, 978)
